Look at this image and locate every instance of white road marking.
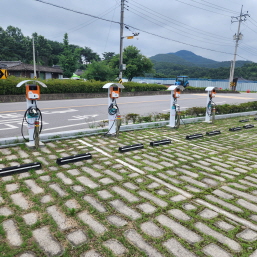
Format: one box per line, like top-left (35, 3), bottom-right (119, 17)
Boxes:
top-left (41, 109), bottom-right (78, 114)
top-left (0, 124), bottom-right (18, 130)
top-left (43, 120), bottom-right (104, 131)
top-left (68, 114), bottom-right (98, 121)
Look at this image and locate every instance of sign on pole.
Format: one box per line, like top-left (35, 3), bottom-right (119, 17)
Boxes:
top-left (0, 69), bottom-right (8, 79)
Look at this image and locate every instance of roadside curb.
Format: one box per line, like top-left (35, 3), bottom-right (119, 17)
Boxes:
top-left (0, 110), bottom-right (256, 148)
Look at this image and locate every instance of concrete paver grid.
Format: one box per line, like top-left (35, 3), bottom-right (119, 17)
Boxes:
top-left (1, 116), bottom-right (257, 256)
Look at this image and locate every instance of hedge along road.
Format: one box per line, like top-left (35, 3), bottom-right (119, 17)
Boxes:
top-left (0, 93), bottom-right (256, 139)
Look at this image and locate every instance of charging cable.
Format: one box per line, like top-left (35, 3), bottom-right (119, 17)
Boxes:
top-left (21, 104), bottom-right (43, 141)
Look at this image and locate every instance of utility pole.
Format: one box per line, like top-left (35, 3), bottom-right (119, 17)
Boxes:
top-left (119, 0), bottom-right (125, 83)
top-left (229, 6), bottom-right (249, 90)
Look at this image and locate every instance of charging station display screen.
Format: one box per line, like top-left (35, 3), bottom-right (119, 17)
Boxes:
top-left (29, 85), bottom-right (38, 90)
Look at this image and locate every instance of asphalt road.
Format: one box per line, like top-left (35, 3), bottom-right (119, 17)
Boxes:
top-left (0, 92), bottom-right (257, 139)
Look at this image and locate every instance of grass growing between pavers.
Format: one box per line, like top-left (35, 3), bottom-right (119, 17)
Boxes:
top-left (2, 116), bottom-right (257, 256)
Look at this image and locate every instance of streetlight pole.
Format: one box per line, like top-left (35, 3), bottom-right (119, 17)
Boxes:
top-left (32, 37), bottom-right (37, 79)
top-left (119, 0), bottom-right (125, 83)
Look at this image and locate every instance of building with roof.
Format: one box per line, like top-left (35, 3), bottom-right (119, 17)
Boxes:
top-left (0, 61), bottom-right (63, 79)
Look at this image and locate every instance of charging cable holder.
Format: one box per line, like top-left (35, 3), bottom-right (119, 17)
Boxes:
top-left (102, 82), bottom-right (124, 136)
top-left (204, 87), bottom-right (217, 123)
top-left (16, 80), bottom-right (47, 148)
top-left (167, 85), bottom-right (184, 128)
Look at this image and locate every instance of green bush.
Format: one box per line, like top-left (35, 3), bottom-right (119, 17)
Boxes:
top-left (0, 77), bottom-right (167, 95)
top-left (184, 101), bottom-right (257, 117)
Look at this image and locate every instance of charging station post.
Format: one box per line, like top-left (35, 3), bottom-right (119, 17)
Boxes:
top-left (16, 80), bottom-right (47, 148)
top-left (102, 82), bottom-right (124, 136)
top-left (167, 85), bottom-right (184, 128)
top-left (204, 87), bottom-right (217, 123)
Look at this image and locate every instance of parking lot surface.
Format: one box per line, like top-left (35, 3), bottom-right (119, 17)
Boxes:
top-left (1, 116), bottom-right (257, 256)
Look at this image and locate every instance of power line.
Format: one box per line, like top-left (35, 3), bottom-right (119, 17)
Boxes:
top-left (128, 7), bottom-right (233, 48)
top-left (34, 0), bottom-right (120, 25)
top-left (189, 0), bottom-right (238, 15)
top-left (173, 0), bottom-right (233, 17)
top-left (34, 0), bottom-right (255, 63)
top-left (126, 23), bottom-right (234, 55)
top-left (50, 4), bottom-right (120, 40)
top-left (129, 0), bottom-right (232, 42)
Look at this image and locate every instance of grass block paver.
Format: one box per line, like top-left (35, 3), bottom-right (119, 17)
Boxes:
top-left (83, 195), bottom-right (106, 213)
top-left (24, 179), bottom-right (44, 194)
top-left (10, 192), bottom-right (31, 210)
top-left (205, 195), bottom-right (243, 213)
top-left (41, 194), bottom-right (54, 204)
top-left (124, 229), bottom-right (163, 257)
top-left (215, 221), bottom-right (235, 231)
top-left (103, 239), bottom-right (127, 255)
top-left (49, 183), bottom-right (68, 197)
top-left (199, 208), bottom-right (218, 219)
top-left (3, 219), bottom-right (22, 246)
top-left (66, 229), bottom-right (87, 246)
top-left (203, 243), bottom-right (232, 257)
top-left (168, 209), bottom-right (191, 221)
top-left (112, 186), bottom-right (139, 202)
top-left (5, 183), bottom-right (19, 192)
top-left (78, 211), bottom-right (107, 235)
top-left (138, 190), bottom-right (167, 207)
top-left (237, 199), bottom-right (257, 212)
top-left (71, 185), bottom-right (85, 192)
top-left (140, 221), bottom-right (165, 238)
top-left (77, 176), bottom-right (99, 189)
top-left (137, 202), bottom-right (156, 214)
top-left (156, 214), bottom-right (202, 243)
top-left (107, 215), bottom-right (128, 227)
top-left (236, 229), bottom-right (257, 242)
top-left (195, 222), bottom-right (241, 252)
top-left (97, 189), bottom-right (113, 199)
top-left (56, 172), bottom-right (73, 185)
top-left (22, 213), bottom-right (38, 226)
top-left (65, 199), bottom-right (81, 209)
top-left (33, 226), bottom-right (63, 257)
top-left (0, 207), bottom-right (13, 216)
top-left (163, 238), bottom-right (197, 257)
top-left (110, 199), bottom-right (141, 220)
top-left (47, 205), bottom-right (77, 231)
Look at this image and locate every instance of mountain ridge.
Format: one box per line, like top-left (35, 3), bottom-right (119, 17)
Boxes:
top-left (150, 50), bottom-right (250, 68)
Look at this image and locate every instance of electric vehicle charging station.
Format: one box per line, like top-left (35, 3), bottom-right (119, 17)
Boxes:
top-left (167, 85), bottom-right (184, 128)
top-left (204, 87), bottom-right (217, 123)
top-left (102, 82), bottom-right (124, 136)
top-left (16, 80), bottom-right (47, 148)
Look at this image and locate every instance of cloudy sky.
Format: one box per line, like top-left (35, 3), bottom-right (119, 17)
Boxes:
top-left (2, 0), bottom-right (257, 62)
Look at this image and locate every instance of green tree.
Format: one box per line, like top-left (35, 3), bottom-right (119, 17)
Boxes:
top-left (82, 61), bottom-right (117, 81)
top-left (59, 33), bottom-right (79, 78)
top-left (102, 52), bottom-right (115, 62)
top-left (110, 46), bottom-right (154, 81)
top-left (80, 47), bottom-right (100, 64)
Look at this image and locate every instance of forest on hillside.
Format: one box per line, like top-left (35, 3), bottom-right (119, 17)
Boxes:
top-left (152, 61), bottom-right (257, 80)
top-left (0, 26), bottom-right (103, 70)
top-left (1, 26), bottom-right (257, 80)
